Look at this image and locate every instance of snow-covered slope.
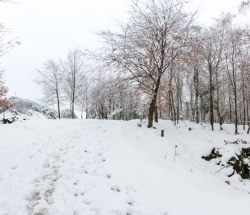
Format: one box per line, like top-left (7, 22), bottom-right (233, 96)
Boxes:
top-left (0, 110), bottom-right (28, 124)
top-left (9, 96), bottom-right (57, 119)
top-left (0, 119), bottom-right (249, 215)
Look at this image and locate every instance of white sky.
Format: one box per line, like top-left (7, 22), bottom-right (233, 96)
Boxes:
top-left (0, 0), bottom-right (245, 101)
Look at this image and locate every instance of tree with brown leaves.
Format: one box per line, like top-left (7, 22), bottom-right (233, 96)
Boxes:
top-left (0, 82), bottom-right (13, 112)
top-left (101, 0), bottom-right (195, 128)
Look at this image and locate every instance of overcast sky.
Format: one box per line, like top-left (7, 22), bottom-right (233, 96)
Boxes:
top-left (0, 0), bottom-right (244, 102)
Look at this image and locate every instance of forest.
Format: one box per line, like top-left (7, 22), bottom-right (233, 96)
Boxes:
top-left (10, 0), bottom-right (247, 135)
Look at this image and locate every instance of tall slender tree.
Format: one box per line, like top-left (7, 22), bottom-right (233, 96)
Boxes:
top-left (36, 60), bottom-right (62, 119)
top-left (62, 49), bottom-right (85, 119)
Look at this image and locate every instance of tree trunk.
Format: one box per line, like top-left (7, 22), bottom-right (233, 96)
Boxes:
top-left (171, 93), bottom-right (177, 125)
top-left (234, 89), bottom-right (238, 134)
top-left (246, 91), bottom-right (249, 127)
top-left (243, 80), bottom-right (246, 130)
top-left (194, 67), bottom-right (199, 124)
top-left (56, 89), bottom-right (61, 119)
top-left (148, 93), bottom-right (157, 128)
top-left (154, 105), bottom-right (158, 123)
top-left (148, 79), bottom-right (160, 128)
top-left (229, 92), bottom-right (232, 123)
top-left (71, 63), bottom-right (76, 119)
top-left (215, 70), bottom-right (223, 130)
top-left (209, 62), bottom-right (214, 131)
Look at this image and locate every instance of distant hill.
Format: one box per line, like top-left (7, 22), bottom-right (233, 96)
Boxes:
top-left (9, 96), bottom-right (57, 119)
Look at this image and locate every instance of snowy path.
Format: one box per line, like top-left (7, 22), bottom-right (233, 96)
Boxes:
top-left (0, 119), bottom-right (250, 215)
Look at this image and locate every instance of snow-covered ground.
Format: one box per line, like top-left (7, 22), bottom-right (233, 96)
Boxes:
top-left (0, 119), bottom-right (249, 215)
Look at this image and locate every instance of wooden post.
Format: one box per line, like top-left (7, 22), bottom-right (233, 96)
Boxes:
top-left (161, 129), bottom-right (164, 137)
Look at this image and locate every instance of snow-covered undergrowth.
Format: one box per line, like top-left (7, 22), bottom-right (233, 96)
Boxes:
top-left (0, 119), bottom-right (249, 215)
top-left (9, 97), bottom-right (57, 119)
top-left (0, 111), bottom-right (28, 124)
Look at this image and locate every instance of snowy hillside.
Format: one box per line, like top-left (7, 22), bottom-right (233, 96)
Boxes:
top-left (0, 119), bottom-right (249, 215)
top-left (9, 96), bottom-right (57, 119)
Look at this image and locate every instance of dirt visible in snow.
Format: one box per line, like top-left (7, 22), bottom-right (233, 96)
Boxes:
top-left (202, 142), bottom-right (250, 180)
top-left (227, 148), bottom-right (250, 180)
top-left (202, 148), bottom-right (222, 161)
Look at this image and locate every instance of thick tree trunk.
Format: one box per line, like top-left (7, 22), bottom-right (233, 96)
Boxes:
top-left (154, 105), bottom-right (158, 123)
top-left (148, 79), bottom-right (160, 128)
top-left (71, 100), bottom-right (75, 119)
top-left (85, 107), bottom-right (88, 119)
top-left (148, 93), bottom-right (157, 128)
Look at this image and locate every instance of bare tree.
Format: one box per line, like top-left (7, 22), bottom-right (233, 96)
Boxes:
top-left (62, 49), bottom-right (85, 119)
top-left (202, 15), bottom-right (229, 130)
top-left (78, 77), bottom-right (90, 119)
top-left (101, 0), bottom-right (195, 128)
top-left (0, 18), bottom-right (19, 58)
top-left (36, 60), bottom-right (62, 118)
top-left (239, 0), bottom-right (250, 13)
top-left (224, 27), bottom-right (246, 134)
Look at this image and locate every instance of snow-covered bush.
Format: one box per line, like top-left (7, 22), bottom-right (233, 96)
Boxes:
top-left (9, 96), bottom-right (57, 119)
top-left (202, 140), bottom-right (250, 180)
top-left (0, 111), bottom-right (27, 124)
top-left (61, 109), bottom-right (78, 119)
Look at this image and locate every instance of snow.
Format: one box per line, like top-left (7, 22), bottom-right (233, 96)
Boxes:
top-left (0, 119), bottom-right (249, 215)
top-left (0, 110), bottom-right (28, 123)
top-left (9, 96), bottom-right (57, 119)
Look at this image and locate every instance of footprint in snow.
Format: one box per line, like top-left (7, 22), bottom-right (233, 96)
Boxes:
top-left (73, 181), bottom-right (79, 186)
top-left (111, 186), bottom-right (121, 193)
top-left (11, 166), bottom-right (17, 170)
top-left (127, 200), bottom-right (134, 206)
top-left (82, 170), bottom-right (88, 174)
top-left (106, 174), bottom-right (112, 179)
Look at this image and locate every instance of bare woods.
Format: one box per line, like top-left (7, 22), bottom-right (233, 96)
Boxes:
top-left (33, 0), bottom-right (250, 133)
